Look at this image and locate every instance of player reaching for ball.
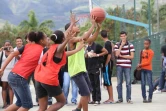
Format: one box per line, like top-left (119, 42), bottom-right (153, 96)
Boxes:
top-left (65, 14), bottom-right (101, 111)
top-left (34, 14), bottom-right (85, 111)
top-left (0, 31), bottom-right (48, 111)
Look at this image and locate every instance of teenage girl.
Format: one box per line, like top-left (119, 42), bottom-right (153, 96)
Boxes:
top-left (0, 31), bottom-right (48, 111)
top-left (35, 15), bottom-right (84, 111)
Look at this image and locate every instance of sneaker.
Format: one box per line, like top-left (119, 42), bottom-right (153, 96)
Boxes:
top-left (116, 100), bottom-right (123, 103)
top-left (67, 102), bottom-right (77, 106)
top-left (153, 90), bottom-right (161, 94)
top-left (161, 89), bottom-right (166, 92)
top-left (88, 101), bottom-right (95, 104)
top-left (147, 99), bottom-right (152, 103)
top-left (127, 99), bottom-right (133, 104)
top-left (131, 79), bottom-right (137, 84)
top-left (71, 102), bottom-right (77, 105)
top-left (143, 99), bottom-right (148, 103)
top-left (94, 101), bottom-right (100, 106)
top-left (48, 101), bottom-right (52, 105)
top-left (72, 108), bottom-right (81, 111)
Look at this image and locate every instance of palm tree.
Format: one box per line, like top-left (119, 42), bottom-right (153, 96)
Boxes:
top-left (19, 10), bottom-right (55, 36)
top-left (0, 22), bottom-right (20, 46)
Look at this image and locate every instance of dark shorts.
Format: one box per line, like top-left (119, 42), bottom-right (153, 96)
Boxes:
top-left (103, 60), bottom-right (113, 86)
top-left (35, 81), bottom-right (62, 98)
top-left (72, 72), bottom-right (92, 96)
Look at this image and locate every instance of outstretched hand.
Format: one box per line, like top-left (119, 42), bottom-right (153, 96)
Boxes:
top-left (70, 13), bottom-right (79, 25)
top-left (96, 23), bottom-right (102, 29)
top-left (65, 31), bottom-right (76, 40)
top-left (90, 15), bottom-right (97, 25)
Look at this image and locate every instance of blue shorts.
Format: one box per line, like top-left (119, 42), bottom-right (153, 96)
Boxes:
top-left (103, 60), bottom-right (113, 86)
top-left (8, 72), bottom-right (33, 109)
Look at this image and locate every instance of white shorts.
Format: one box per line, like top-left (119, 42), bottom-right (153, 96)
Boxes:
top-left (1, 71), bottom-right (10, 82)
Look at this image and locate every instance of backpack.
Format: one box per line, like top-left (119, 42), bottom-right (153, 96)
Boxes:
top-left (0, 51), bottom-right (4, 87)
top-left (134, 50), bottom-right (143, 81)
top-left (0, 51), bottom-right (4, 68)
top-left (110, 42), bottom-right (115, 62)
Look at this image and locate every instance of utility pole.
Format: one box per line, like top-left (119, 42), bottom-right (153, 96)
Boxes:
top-left (157, 0), bottom-right (160, 32)
top-left (122, 4), bottom-right (126, 32)
top-left (148, 0), bottom-right (151, 35)
top-left (89, 0), bottom-right (93, 12)
top-left (134, 0), bottom-right (136, 39)
top-left (114, 9), bottom-right (117, 42)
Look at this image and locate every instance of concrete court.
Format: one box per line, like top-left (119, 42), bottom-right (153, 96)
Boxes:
top-left (0, 77), bottom-right (166, 111)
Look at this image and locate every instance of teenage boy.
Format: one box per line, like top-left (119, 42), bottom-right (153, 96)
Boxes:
top-left (14, 37), bottom-right (23, 61)
top-left (86, 41), bottom-right (108, 105)
top-left (114, 31), bottom-right (135, 104)
top-left (65, 16), bottom-right (101, 111)
top-left (137, 39), bottom-right (154, 103)
top-left (100, 30), bottom-right (114, 103)
top-left (14, 37), bottom-right (23, 50)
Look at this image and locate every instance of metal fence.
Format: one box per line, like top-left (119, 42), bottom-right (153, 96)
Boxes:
top-left (131, 31), bottom-right (166, 79)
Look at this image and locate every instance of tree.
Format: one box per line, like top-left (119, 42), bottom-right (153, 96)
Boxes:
top-left (140, 0), bottom-right (155, 33)
top-left (19, 10), bottom-right (55, 36)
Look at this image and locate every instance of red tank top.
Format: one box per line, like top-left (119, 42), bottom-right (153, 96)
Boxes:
top-left (35, 44), bottom-right (66, 86)
top-left (12, 44), bottom-right (43, 79)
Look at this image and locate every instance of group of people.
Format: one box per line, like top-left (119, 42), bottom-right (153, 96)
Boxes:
top-left (0, 13), bottom-right (165, 111)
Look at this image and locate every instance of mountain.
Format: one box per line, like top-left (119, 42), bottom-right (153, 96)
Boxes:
top-left (0, 0), bottom-right (165, 29)
top-left (0, 0), bottom-right (89, 29)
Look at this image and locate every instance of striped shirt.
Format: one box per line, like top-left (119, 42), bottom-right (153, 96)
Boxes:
top-left (114, 42), bottom-right (135, 68)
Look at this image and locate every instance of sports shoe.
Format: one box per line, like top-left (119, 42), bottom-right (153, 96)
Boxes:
top-left (71, 102), bottom-right (77, 105)
top-left (153, 90), bottom-right (161, 94)
top-left (66, 102), bottom-right (77, 106)
top-left (72, 108), bottom-right (81, 111)
top-left (48, 101), bottom-right (52, 105)
top-left (94, 101), bottom-right (100, 106)
top-left (127, 99), bottom-right (133, 104)
top-left (161, 89), bottom-right (166, 92)
top-left (88, 101), bottom-right (95, 104)
top-left (116, 100), bottom-right (123, 103)
top-left (147, 99), bottom-right (152, 103)
top-left (143, 99), bottom-right (148, 103)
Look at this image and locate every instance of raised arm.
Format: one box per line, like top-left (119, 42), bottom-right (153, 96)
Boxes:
top-left (56, 31), bottom-right (75, 54)
top-left (56, 13), bottom-right (78, 54)
top-left (70, 16), bottom-right (97, 43)
top-left (86, 23), bottom-right (101, 43)
top-left (64, 13), bottom-right (79, 39)
top-left (115, 41), bottom-right (125, 57)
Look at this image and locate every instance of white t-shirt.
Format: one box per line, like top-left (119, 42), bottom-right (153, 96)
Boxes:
top-left (0, 51), bottom-right (15, 81)
top-left (14, 47), bottom-right (22, 63)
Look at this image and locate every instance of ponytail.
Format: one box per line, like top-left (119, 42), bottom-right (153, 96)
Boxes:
top-left (28, 31), bottom-right (45, 43)
top-left (50, 30), bottom-right (64, 44)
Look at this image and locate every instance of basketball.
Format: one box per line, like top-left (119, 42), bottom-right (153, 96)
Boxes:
top-left (90, 7), bottom-right (106, 23)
